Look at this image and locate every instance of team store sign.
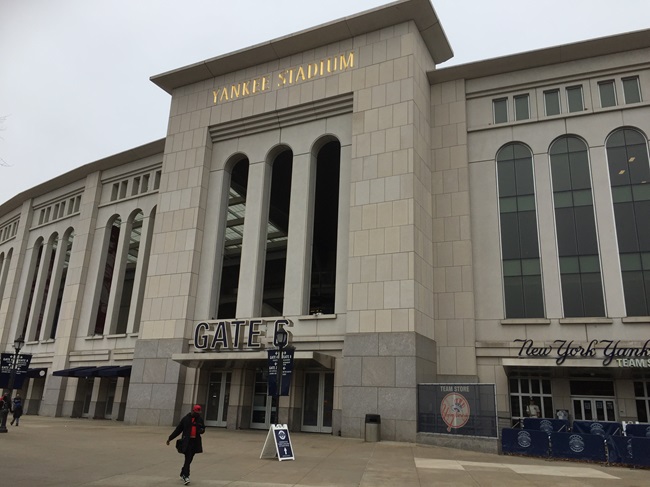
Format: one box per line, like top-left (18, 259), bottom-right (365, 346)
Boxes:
top-left (515, 339), bottom-right (650, 367)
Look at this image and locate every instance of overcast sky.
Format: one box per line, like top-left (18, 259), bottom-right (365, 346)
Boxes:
top-left (2, 0), bottom-right (650, 205)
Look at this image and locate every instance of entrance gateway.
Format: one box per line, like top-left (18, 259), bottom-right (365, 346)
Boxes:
top-left (184, 319), bottom-right (335, 432)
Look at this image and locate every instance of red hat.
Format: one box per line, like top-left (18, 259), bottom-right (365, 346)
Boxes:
top-left (193, 404), bottom-right (201, 412)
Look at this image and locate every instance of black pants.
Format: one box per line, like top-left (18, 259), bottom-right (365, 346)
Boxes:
top-left (181, 439), bottom-right (198, 477)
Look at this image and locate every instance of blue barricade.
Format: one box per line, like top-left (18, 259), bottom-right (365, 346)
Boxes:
top-left (572, 421), bottom-right (622, 463)
top-left (502, 428), bottom-right (549, 457)
top-left (630, 437), bottom-right (650, 467)
top-left (624, 423), bottom-right (650, 438)
top-left (572, 420), bottom-right (621, 437)
top-left (550, 432), bottom-right (606, 462)
top-left (609, 436), bottom-right (633, 465)
top-left (523, 418), bottom-right (569, 433)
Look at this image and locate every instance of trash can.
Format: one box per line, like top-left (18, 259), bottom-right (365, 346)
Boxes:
top-left (365, 414), bottom-right (381, 442)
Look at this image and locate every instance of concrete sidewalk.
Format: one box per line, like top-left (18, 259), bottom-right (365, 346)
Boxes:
top-left (0, 416), bottom-right (647, 486)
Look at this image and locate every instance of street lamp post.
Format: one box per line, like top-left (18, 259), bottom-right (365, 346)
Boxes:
top-left (273, 325), bottom-right (288, 426)
top-left (0, 336), bottom-right (25, 433)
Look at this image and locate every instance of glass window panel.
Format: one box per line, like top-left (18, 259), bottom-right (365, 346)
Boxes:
top-left (561, 285), bottom-right (581, 317)
top-left (513, 144), bottom-right (531, 160)
top-left (569, 152), bottom-right (591, 190)
top-left (633, 184), bottom-right (650, 201)
top-left (523, 275), bottom-right (544, 317)
top-left (608, 130), bottom-right (626, 148)
top-left (567, 136), bottom-right (587, 153)
top-left (504, 276), bottom-right (524, 318)
top-left (556, 208), bottom-right (578, 256)
top-left (511, 396), bottom-right (522, 418)
top-left (623, 77), bottom-right (641, 104)
top-left (636, 400), bottom-right (648, 423)
top-left (517, 195), bottom-right (536, 211)
top-left (518, 212), bottom-right (540, 258)
top-left (521, 380), bottom-right (530, 394)
top-left (514, 94), bottom-right (530, 121)
top-left (579, 255), bottom-right (601, 273)
top-left (498, 145), bottom-right (514, 162)
top-left (554, 192), bottom-right (573, 208)
top-left (607, 146), bottom-right (631, 187)
top-left (641, 253), bottom-right (650, 270)
top-left (499, 197), bottom-right (517, 213)
top-left (560, 257), bottom-right (580, 274)
top-left (551, 153), bottom-right (572, 192)
top-left (542, 380), bottom-right (551, 394)
top-left (543, 397), bottom-right (554, 419)
top-left (493, 98), bottom-right (508, 123)
top-left (498, 161), bottom-right (517, 197)
top-left (612, 186), bottom-right (633, 203)
top-left (635, 201), bottom-right (650, 252)
top-left (623, 270), bottom-right (648, 316)
top-left (503, 260), bottom-right (522, 277)
top-left (634, 381), bottom-right (645, 397)
top-left (598, 81), bottom-right (617, 108)
top-left (574, 206), bottom-right (598, 255)
top-left (521, 259), bottom-right (540, 276)
top-left (614, 203), bottom-right (639, 253)
top-left (510, 378), bottom-right (519, 393)
top-left (624, 128), bottom-right (645, 146)
top-left (531, 380), bottom-right (541, 394)
top-left (567, 86), bottom-right (584, 112)
top-left (572, 190), bottom-right (593, 207)
top-left (627, 149), bottom-right (650, 186)
top-left (620, 253), bottom-right (642, 271)
top-left (544, 90), bottom-right (561, 116)
top-left (582, 272), bottom-right (605, 316)
top-left (500, 213), bottom-right (521, 259)
top-left (515, 159), bottom-right (534, 195)
top-left (550, 137), bottom-right (568, 155)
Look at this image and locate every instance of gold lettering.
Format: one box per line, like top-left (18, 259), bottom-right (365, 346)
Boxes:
top-left (277, 71), bottom-right (287, 87)
top-left (307, 62), bottom-right (320, 79)
top-left (242, 80), bottom-right (250, 96)
top-left (296, 66), bottom-right (306, 82)
top-left (213, 90), bottom-right (218, 104)
top-left (340, 52), bottom-right (354, 70)
top-left (219, 87), bottom-right (229, 102)
top-left (262, 75), bottom-right (269, 91)
top-left (230, 83), bottom-right (241, 99)
top-left (327, 57), bottom-right (337, 73)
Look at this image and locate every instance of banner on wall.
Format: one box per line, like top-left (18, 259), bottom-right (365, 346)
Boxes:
top-left (417, 383), bottom-right (497, 437)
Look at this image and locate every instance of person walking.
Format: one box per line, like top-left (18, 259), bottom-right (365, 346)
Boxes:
top-left (11, 393), bottom-right (23, 426)
top-left (166, 404), bottom-right (205, 485)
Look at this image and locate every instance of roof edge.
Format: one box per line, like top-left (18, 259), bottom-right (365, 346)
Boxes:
top-left (0, 138), bottom-right (166, 216)
top-left (151, 0), bottom-right (452, 94)
top-left (428, 28), bottom-right (650, 84)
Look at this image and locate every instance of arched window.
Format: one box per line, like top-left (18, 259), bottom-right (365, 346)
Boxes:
top-left (261, 148), bottom-right (292, 317)
top-left (497, 143), bottom-right (544, 318)
top-left (607, 128), bottom-right (650, 316)
top-left (0, 249), bottom-right (11, 313)
top-left (550, 136), bottom-right (604, 316)
top-left (217, 158), bottom-right (249, 319)
top-left (308, 140), bottom-right (340, 315)
top-left (33, 233), bottom-right (59, 340)
top-left (20, 238), bottom-right (44, 338)
top-left (116, 211), bottom-right (144, 334)
top-left (94, 217), bottom-right (121, 335)
top-left (49, 231), bottom-right (74, 339)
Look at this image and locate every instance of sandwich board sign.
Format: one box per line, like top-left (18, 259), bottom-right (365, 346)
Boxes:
top-left (260, 424), bottom-right (295, 461)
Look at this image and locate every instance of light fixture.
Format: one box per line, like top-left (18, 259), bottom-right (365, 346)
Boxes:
top-left (13, 336), bottom-right (25, 353)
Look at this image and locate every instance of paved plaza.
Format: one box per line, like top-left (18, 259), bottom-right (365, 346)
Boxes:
top-left (0, 416), bottom-right (648, 486)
